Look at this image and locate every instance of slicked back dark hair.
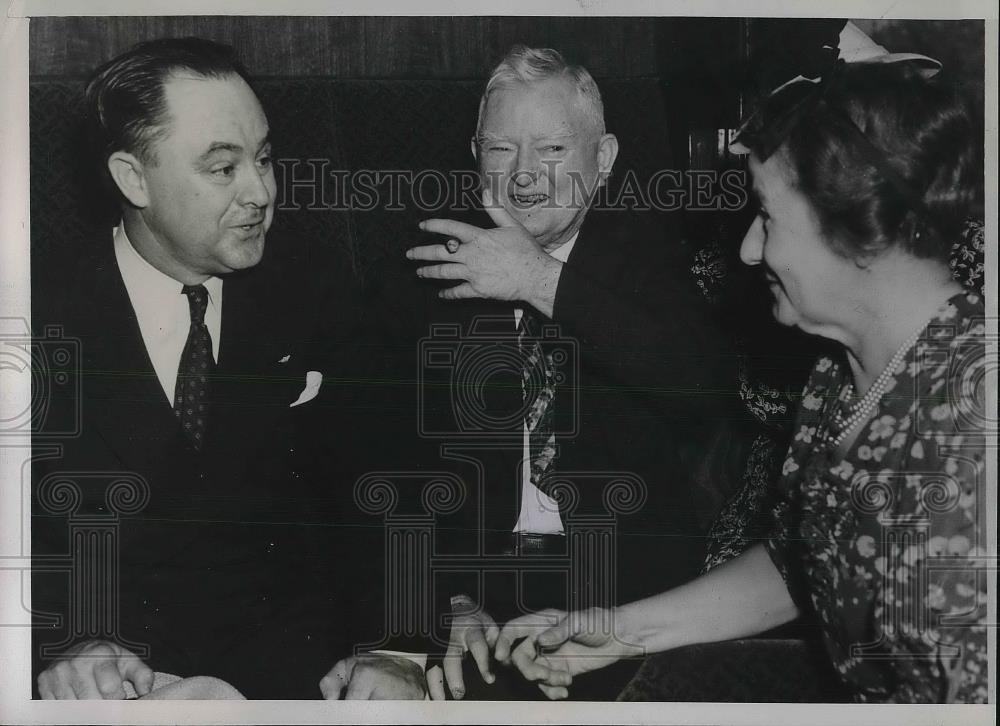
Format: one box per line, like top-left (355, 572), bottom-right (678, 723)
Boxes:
top-left (84, 37), bottom-right (254, 201)
top-left (738, 62), bottom-right (982, 262)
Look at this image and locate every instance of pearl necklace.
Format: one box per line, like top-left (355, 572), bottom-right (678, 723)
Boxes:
top-left (829, 328), bottom-right (922, 448)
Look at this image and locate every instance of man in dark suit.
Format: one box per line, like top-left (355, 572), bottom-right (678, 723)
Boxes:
top-left (327, 46), bottom-right (732, 700)
top-left (31, 38), bottom-right (358, 699)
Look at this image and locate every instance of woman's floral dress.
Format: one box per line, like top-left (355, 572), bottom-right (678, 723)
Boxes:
top-left (702, 219), bottom-right (987, 573)
top-left (764, 292), bottom-right (988, 702)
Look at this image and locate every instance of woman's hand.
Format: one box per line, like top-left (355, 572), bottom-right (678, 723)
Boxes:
top-left (489, 546), bottom-right (798, 699)
top-left (495, 608), bottom-right (644, 699)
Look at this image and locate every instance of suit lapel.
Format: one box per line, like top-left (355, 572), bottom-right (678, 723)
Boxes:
top-left (209, 263), bottom-right (302, 477)
top-left (75, 240), bottom-right (185, 473)
top-left (567, 210), bottom-right (626, 285)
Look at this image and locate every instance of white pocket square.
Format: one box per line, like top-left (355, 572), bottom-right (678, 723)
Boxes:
top-left (290, 370), bottom-right (322, 407)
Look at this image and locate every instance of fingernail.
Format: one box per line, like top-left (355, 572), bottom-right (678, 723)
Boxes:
top-left (418, 221), bottom-right (426, 230)
top-left (405, 249), bottom-right (413, 259)
top-left (485, 673), bottom-right (495, 684)
top-left (453, 689), bottom-right (464, 700)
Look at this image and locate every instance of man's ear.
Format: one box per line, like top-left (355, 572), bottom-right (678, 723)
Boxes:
top-left (107, 151), bottom-right (149, 209)
top-left (596, 133), bottom-right (619, 188)
top-left (470, 136), bottom-right (479, 165)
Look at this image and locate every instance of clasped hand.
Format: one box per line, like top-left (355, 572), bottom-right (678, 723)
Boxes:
top-left (425, 596), bottom-right (499, 700)
top-left (429, 604), bottom-right (639, 701)
top-left (494, 607), bottom-right (641, 700)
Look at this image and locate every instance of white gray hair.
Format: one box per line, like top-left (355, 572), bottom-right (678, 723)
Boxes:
top-left (475, 46), bottom-right (606, 138)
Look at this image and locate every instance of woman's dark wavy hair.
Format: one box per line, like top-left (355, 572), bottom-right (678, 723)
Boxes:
top-left (738, 62), bottom-right (983, 262)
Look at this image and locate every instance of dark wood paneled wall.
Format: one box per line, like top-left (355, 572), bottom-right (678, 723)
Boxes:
top-left (28, 16), bottom-right (663, 79)
top-left (28, 16), bottom-right (755, 181)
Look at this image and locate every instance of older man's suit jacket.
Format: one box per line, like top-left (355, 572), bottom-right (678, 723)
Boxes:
top-left (350, 208), bottom-right (739, 661)
top-left (31, 229), bottom-right (356, 699)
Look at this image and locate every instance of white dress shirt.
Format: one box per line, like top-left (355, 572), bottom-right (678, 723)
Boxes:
top-left (113, 224), bottom-right (223, 404)
top-left (512, 232), bottom-right (578, 535)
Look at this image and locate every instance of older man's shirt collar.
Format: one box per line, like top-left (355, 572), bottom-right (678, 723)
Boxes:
top-left (547, 231), bottom-right (579, 264)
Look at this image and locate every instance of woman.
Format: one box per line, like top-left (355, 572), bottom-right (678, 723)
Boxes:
top-left (495, 38), bottom-right (988, 704)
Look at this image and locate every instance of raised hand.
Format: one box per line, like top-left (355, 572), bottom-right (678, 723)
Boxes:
top-left (406, 189), bottom-right (563, 315)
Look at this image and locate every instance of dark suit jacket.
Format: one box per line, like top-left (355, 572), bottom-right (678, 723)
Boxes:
top-left (544, 207), bottom-right (735, 597)
top-left (31, 228), bottom-right (358, 698)
top-left (349, 208), bottom-right (738, 655)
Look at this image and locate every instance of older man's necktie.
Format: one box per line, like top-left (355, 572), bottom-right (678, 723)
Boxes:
top-left (174, 284), bottom-right (214, 451)
top-left (518, 309), bottom-right (557, 495)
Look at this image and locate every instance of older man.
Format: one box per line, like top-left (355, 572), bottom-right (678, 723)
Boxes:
top-left (31, 38), bottom-right (356, 699)
top-left (328, 46), bottom-right (732, 700)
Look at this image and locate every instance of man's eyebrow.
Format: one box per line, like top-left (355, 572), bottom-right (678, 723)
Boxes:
top-left (198, 142), bottom-right (242, 161)
top-left (198, 135), bottom-right (271, 161)
top-left (476, 130), bottom-right (578, 144)
top-left (536, 130), bottom-right (576, 140)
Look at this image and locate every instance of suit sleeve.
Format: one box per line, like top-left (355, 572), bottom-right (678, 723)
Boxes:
top-left (551, 220), bottom-right (734, 423)
top-left (292, 245), bottom-right (460, 659)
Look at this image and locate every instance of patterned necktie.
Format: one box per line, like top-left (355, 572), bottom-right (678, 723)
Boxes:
top-left (518, 309), bottom-right (557, 494)
top-left (174, 284), bottom-right (214, 451)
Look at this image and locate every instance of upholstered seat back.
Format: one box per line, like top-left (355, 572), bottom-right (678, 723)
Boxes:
top-left (29, 77), bottom-right (678, 288)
